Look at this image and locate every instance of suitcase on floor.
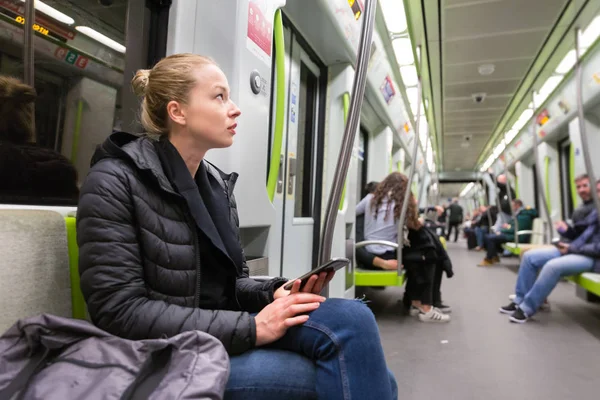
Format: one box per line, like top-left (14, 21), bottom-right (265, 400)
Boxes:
top-left (467, 232), bottom-right (477, 249)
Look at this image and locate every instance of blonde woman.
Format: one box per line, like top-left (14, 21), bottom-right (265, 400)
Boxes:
top-left (77, 54), bottom-right (397, 399)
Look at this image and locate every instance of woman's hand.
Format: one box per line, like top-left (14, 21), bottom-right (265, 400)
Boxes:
top-left (558, 242), bottom-right (570, 255)
top-left (254, 292), bottom-right (326, 346)
top-left (273, 271), bottom-right (335, 300)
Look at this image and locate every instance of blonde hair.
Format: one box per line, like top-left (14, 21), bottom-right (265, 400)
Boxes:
top-left (131, 53), bottom-right (216, 136)
top-left (0, 76), bottom-right (36, 144)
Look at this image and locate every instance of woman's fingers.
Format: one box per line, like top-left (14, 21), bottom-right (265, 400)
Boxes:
top-left (284, 315), bottom-right (310, 327)
top-left (301, 274), bottom-right (319, 294)
top-left (311, 272), bottom-right (329, 294)
top-left (286, 292), bottom-right (326, 305)
top-left (288, 302), bottom-right (321, 316)
top-left (289, 279), bottom-right (302, 294)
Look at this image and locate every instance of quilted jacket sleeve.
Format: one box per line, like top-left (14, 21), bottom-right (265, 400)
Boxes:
top-left (77, 160), bottom-right (256, 355)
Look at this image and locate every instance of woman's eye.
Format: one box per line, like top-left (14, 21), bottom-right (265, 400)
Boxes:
top-left (216, 94), bottom-right (224, 100)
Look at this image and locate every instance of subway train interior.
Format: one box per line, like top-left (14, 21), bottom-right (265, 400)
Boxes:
top-left (1, 0), bottom-right (600, 398)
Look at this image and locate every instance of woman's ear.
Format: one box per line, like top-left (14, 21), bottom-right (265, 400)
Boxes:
top-left (166, 100), bottom-right (186, 127)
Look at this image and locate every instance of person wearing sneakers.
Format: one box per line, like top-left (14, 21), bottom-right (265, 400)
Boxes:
top-left (500, 179), bottom-right (600, 323)
top-left (503, 174), bottom-right (596, 316)
top-left (355, 181), bottom-right (402, 271)
top-left (478, 199), bottom-right (537, 266)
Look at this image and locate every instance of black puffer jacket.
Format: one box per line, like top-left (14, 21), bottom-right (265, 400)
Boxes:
top-left (77, 132), bottom-right (286, 355)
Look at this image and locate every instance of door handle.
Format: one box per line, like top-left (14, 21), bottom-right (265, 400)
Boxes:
top-left (288, 157), bottom-right (297, 195)
top-left (277, 155), bottom-right (284, 194)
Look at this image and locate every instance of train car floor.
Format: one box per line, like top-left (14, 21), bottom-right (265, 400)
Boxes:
top-left (365, 239), bottom-right (600, 400)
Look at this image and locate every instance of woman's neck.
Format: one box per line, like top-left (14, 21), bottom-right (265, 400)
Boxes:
top-left (168, 133), bottom-right (207, 178)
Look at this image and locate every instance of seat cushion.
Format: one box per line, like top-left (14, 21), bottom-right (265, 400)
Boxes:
top-left (0, 210), bottom-right (72, 333)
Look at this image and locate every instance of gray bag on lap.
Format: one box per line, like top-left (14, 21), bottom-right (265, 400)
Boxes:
top-left (0, 314), bottom-right (229, 400)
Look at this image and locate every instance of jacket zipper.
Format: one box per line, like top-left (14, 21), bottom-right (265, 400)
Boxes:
top-left (189, 212), bottom-right (202, 308)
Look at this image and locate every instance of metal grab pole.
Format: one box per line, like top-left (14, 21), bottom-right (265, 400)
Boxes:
top-left (318, 0), bottom-right (377, 265)
top-left (397, 51), bottom-right (423, 276)
top-left (575, 28), bottom-right (600, 224)
top-left (23, 0), bottom-right (35, 86)
top-left (481, 182), bottom-right (493, 228)
top-left (490, 172), bottom-right (503, 219)
top-left (530, 92), bottom-right (553, 242)
top-left (501, 144), bottom-right (518, 246)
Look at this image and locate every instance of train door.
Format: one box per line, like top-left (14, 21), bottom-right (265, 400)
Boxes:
top-left (356, 126), bottom-right (369, 199)
top-left (558, 138), bottom-right (574, 219)
top-left (273, 25), bottom-right (325, 278)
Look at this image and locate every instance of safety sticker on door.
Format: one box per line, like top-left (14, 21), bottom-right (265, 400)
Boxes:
top-left (247, 1), bottom-right (273, 66)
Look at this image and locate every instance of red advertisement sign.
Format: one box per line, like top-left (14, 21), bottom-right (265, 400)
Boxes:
top-left (247, 1), bottom-right (272, 57)
top-left (536, 109), bottom-right (550, 127)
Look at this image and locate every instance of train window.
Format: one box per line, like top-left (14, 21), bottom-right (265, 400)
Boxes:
top-left (294, 61), bottom-right (319, 218)
top-left (558, 139), bottom-right (573, 219)
top-left (357, 126), bottom-right (369, 199)
top-left (0, 0), bottom-right (128, 206)
top-left (532, 163), bottom-right (540, 212)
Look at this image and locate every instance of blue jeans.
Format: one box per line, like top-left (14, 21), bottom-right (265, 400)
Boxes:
top-left (225, 298), bottom-right (398, 400)
top-left (485, 233), bottom-right (508, 259)
top-left (475, 226), bottom-right (488, 247)
top-left (514, 247), bottom-right (594, 316)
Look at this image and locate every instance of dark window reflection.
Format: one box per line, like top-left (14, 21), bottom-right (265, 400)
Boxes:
top-left (0, 76), bottom-right (79, 205)
top-left (0, 0), bottom-right (127, 206)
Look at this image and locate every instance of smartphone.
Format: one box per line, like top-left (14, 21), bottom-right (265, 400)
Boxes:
top-left (282, 258), bottom-right (350, 291)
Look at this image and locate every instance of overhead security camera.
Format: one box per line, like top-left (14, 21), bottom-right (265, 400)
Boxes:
top-left (472, 92), bottom-right (486, 104)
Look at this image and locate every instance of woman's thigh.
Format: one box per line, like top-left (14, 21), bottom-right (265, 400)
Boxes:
top-left (226, 349), bottom-right (317, 400)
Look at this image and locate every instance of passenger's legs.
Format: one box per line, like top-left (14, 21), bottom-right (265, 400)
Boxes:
top-left (485, 234), bottom-right (507, 260)
top-left (432, 261), bottom-right (444, 306)
top-left (226, 349), bottom-right (317, 400)
top-left (356, 248), bottom-right (397, 270)
top-left (475, 226), bottom-right (488, 248)
top-left (355, 246), bottom-right (376, 268)
top-left (513, 247), bottom-right (560, 304)
top-left (227, 349), bottom-right (398, 400)
top-left (453, 223), bottom-right (460, 242)
top-left (519, 254), bottom-right (594, 317)
top-left (267, 298), bottom-right (398, 400)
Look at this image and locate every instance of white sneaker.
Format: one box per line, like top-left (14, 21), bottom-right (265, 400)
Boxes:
top-left (409, 306), bottom-right (420, 316)
top-left (418, 308), bottom-right (451, 323)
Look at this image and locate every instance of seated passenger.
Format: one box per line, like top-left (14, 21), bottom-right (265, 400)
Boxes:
top-left (474, 205), bottom-right (498, 251)
top-left (499, 180), bottom-right (600, 323)
top-left (77, 54), bottom-right (398, 399)
top-left (463, 209), bottom-right (480, 249)
top-left (0, 76), bottom-right (79, 204)
top-left (478, 199), bottom-right (536, 266)
top-left (356, 172), bottom-right (451, 322)
top-left (355, 179), bottom-right (398, 271)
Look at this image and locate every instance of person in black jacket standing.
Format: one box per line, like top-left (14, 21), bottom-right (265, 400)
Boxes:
top-left (446, 198), bottom-right (463, 242)
top-left (76, 54), bottom-right (397, 400)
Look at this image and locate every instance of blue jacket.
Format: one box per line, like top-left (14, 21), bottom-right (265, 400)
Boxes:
top-left (568, 210), bottom-right (600, 273)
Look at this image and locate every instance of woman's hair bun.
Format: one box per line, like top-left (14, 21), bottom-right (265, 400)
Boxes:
top-left (131, 69), bottom-right (150, 97)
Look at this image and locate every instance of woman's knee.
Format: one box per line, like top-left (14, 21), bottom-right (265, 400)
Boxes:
top-left (312, 298), bottom-right (378, 333)
top-left (227, 349), bottom-right (317, 400)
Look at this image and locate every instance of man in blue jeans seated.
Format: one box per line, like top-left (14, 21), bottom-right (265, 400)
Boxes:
top-left (478, 199), bottom-right (537, 266)
top-left (499, 179), bottom-right (600, 323)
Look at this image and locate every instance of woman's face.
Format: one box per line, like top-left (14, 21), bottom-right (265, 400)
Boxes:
top-left (180, 64), bottom-right (241, 149)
